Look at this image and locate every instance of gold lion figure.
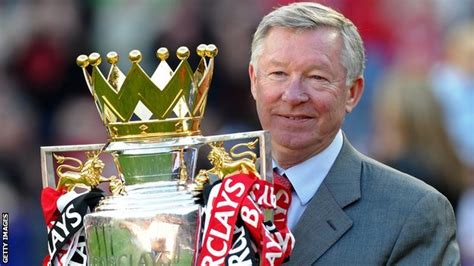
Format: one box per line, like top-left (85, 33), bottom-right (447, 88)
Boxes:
top-left (54, 151), bottom-right (124, 195)
top-left (194, 139), bottom-right (260, 192)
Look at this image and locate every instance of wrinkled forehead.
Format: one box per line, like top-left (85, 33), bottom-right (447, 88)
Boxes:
top-left (257, 27), bottom-right (344, 68)
top-left (257, 26), bottom-right (342, 56)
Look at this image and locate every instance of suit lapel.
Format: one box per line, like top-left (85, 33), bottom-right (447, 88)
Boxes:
top-left (289, 135), bottom-right (362, 264)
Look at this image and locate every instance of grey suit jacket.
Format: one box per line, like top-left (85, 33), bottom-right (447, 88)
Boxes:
top-left (286, 136), bottom-right (460, 265)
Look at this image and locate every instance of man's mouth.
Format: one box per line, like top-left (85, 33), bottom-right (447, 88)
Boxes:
top-left (285, 116), bottom-right (306, 120)
top-left (278, 114), bottom-right (312, 121)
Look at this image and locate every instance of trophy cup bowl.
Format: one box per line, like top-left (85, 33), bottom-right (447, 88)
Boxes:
top-left (84, 139), bottom-right (202, 265)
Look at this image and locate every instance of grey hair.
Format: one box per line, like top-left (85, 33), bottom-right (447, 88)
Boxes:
top-left (250, 2), bottom-right (365, 85)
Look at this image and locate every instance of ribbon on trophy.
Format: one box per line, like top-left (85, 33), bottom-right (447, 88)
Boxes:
top-left (195, 141), bottom-right (295, 265)
top-left (41, 187), bottom-right (104, 265)
top-left (40, 151), bottom-right (124, 266)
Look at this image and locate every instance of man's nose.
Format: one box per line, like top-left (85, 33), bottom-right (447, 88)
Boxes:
top-left (281, 78), bottom-right (309, 104)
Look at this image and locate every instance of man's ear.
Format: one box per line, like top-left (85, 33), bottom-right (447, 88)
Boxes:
top-left (249, 64), bottom-right (257, 100)
top-left (345, 76), bottom-right (364, 113)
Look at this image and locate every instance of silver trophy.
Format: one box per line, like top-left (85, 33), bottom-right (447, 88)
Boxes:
top-left (40, 45), bottom-right (273, 265)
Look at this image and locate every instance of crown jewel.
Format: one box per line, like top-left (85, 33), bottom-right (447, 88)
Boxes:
top-left (77, 44), bottom-right (217, 141)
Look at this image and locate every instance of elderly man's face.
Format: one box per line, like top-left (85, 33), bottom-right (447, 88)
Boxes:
top-left (249, 27), bottom-right (363, 167)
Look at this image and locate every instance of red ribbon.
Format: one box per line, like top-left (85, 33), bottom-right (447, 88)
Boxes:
top-left (198, 173), bottom-right (257, 265)
top-left (198, 171), bottom-right (295, 265)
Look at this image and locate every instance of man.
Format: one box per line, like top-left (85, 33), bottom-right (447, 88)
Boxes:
top-left (249, 2), bottom-right (460, 265)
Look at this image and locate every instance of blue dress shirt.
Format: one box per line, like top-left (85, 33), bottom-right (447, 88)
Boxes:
top-left (273, 130), bottom-right (343, 230)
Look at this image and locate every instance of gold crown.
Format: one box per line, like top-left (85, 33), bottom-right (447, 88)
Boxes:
top-left (76, 44), bottom-right (217, 141)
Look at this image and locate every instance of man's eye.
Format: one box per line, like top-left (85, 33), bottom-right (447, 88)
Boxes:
top-left (268, 71), bottom-right (287, 80)
top-left (310, 75), bottom-right (328, 81)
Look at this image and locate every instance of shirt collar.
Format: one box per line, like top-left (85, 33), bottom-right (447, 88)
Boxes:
top-left (273, 130), bottom-right (343, 205)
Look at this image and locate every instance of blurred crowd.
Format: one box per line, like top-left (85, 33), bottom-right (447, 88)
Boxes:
top-left (0, 0), bottom-right (472, 264)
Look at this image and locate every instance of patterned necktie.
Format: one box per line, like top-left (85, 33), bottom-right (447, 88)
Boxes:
top-left (272, 169), bottom-right (295, 262)
top-left (273, 170), bottom-right (293, 192)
